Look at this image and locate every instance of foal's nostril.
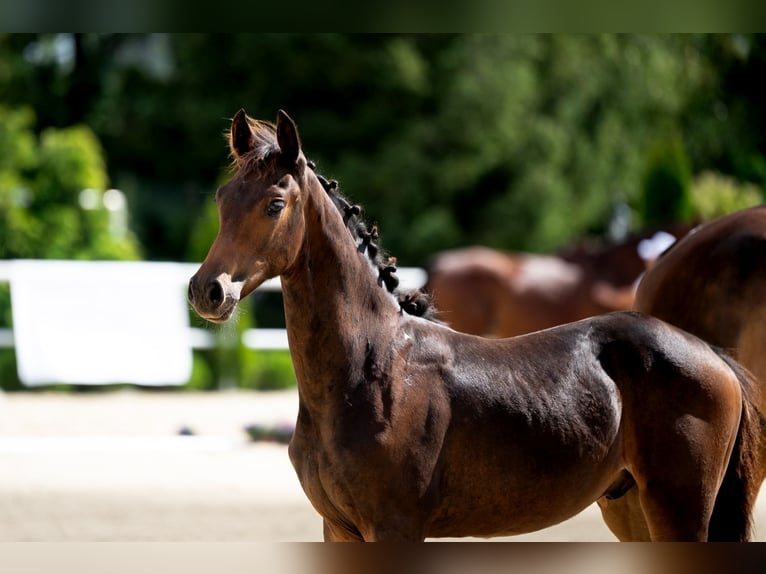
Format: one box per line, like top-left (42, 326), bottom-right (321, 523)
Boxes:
top-left (208, 279), bottom-right (224, 306)
top-left (187, 282), bottom-right (195, 304)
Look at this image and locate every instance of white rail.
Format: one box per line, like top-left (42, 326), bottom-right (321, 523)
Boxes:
top-left (0, 260), bottom-right (427, 352)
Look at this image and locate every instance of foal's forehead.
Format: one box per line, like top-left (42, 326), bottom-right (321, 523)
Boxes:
top-left (237, 147), bottom-right (281, 178)
top-left (226, 154), bottom-right (291, 197)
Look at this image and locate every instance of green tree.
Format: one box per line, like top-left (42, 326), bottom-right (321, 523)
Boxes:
top-left (337, 35), bottom-right (709, 258)
top-left (639, 134), bottom-right (695, 227)
top-left (0, 105), bottom-right (141, 260)
top-left (691, 170), bottom-right (762, 219)
top-left (2, 33), bottom-right (764, 266)
top-left (681, 35), bottom-right (766, 191)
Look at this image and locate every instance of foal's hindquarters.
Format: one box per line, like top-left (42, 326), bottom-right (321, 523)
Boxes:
top-left (492, 315), bottom-right (754, 541)
top-left (595, 335), bottom-right (759, 541)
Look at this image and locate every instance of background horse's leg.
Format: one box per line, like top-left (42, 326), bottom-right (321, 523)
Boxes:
top-left (738, 307), bottom-right (766, 415)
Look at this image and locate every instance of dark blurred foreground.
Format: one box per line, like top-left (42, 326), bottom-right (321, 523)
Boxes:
top-left (0, 542), bottom-right (761, 574)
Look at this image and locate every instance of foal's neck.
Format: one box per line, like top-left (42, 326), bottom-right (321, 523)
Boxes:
top-left (280, 176), bottom-right (400, 408)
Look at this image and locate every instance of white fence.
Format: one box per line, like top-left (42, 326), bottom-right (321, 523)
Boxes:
top-left (0, 260), bottom-right (426, 387)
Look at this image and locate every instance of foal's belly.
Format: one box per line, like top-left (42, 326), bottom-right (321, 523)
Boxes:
top-left (426, 434), bottom-right (623, 538)
top-left (428, 411), bottom-right (624, 537)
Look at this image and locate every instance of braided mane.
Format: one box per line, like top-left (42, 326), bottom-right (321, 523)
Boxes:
top-left (307, 160), bottom-right (437, 321)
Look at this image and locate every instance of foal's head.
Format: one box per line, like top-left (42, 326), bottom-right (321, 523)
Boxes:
top-left (188, 109), bottom-right (308, 322)
top-left (189, 108), bottom-right (438, 325)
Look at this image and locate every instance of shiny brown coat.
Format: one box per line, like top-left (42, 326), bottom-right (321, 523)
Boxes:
top-left (189, 110), bottom-right (760, 541)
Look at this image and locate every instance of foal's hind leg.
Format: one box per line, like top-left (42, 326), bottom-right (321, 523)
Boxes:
top-left (597, 488), bottom-right (651, 541)
top-left (630, 415), bottom-right (737, 541)
top-left (636, 480), bottom-right (714, 541)
top-left (600, 465), bottom-right (718, 540)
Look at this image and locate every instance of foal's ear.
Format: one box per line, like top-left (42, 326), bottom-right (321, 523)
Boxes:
top-left (230, 109), bottom-right (254, 160)
top-left (276, 109), bottom-right (301, 166)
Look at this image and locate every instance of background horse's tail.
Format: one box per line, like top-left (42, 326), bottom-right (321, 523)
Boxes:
top-left (708, 348), bottom-right (763, 541)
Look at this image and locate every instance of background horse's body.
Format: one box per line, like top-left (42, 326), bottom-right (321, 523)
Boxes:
top-left (188, 110), bottom-right (760, 541)
top-left (597, 205), bottom-right (766, 542)
top-left (635, 205), bottom-right (766, 409)
top-left (425, 247), bottom-right (615, 337)
top-left (425, 226), bottom-right (690, 338)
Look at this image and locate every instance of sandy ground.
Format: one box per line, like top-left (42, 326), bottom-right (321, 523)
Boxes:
top-left (0, 389), bottom-right (763, 542)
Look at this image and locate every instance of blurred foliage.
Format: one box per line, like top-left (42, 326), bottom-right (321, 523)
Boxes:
top-left (1, 33), bottom-right (763, 266)
top-left (691, 171), bottom-right (763, 219)
top-left (1, 33), bottom-right (765, 391)
top-left (186, 308), bottom-right (296, 391)
top-left (639, 134), bottom-right (695, 227)
top-left (0, 104), bottom-right (141, 261)
top-left (187, 349), bottom-right (296, 392)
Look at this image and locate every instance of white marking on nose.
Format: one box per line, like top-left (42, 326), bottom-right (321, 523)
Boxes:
top-left (214, 273), bottom-right (245, 300)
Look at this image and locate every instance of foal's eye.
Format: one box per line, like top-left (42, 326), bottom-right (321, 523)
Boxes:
top-left (266, 199), bottom-right (286, 216)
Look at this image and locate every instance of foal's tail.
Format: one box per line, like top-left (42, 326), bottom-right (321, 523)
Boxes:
top-left (708, 348), bottom-right (763, 541)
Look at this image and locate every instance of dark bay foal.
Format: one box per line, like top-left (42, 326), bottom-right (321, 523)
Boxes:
top-left (188, 109), bottom-right (760, 541)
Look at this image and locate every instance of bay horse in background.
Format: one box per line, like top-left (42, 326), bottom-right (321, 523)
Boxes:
top-left (635, 204), bottom-right (766, 407)
top-left (188, 109), bottom-right (760, 541)
top-left (599, 205), bottom-right (766, 541)
top-left (635, 205), bottom-right (766, 473)
top-left (424, 224), bottom-right (690, 338)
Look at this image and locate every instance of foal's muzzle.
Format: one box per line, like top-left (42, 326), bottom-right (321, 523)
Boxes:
top-left (188, 272), bottom-right (242, 323)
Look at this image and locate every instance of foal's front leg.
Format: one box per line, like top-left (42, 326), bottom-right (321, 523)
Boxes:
top-left (323, 519), bottom-right (364, 542)
top-left (361, 526), bottom-right (427, 542)
top-left (323, 518), bottom-right (426, 542)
